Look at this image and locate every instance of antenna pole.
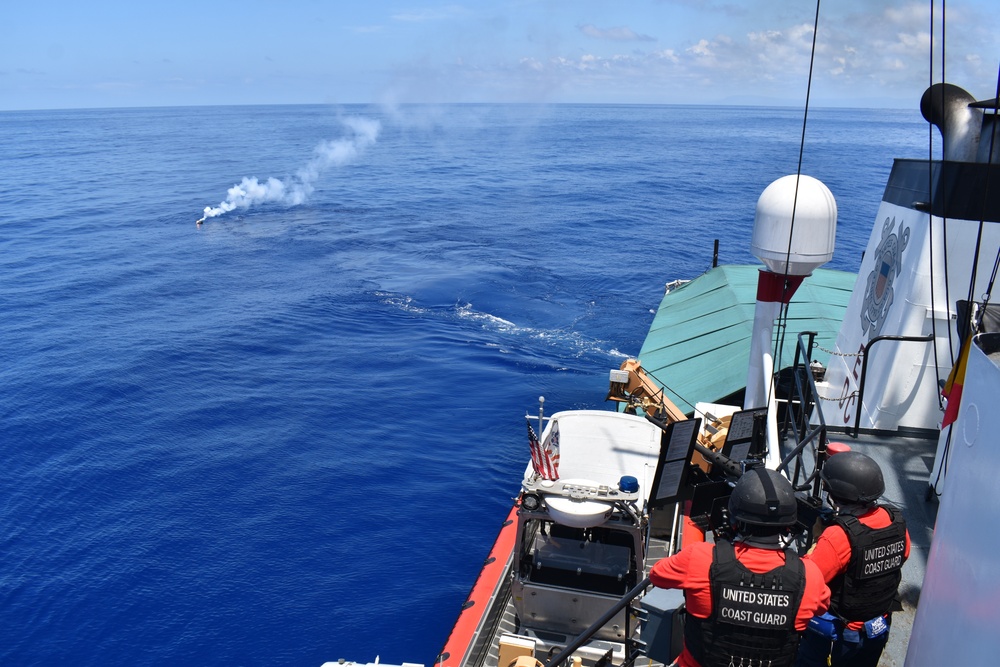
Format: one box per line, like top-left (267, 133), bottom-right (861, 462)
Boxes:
top-left (538, 396), bottom-right (545, 435)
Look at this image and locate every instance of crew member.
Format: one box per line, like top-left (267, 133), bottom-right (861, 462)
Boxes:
top-left (796, 451), bottom-right (910, 667)
top-left (651, 468), bottom-right (830, 667)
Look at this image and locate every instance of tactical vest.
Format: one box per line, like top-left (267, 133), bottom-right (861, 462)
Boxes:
top-left (829, 505), bottom-right (907, 621)
top-left (685, 540), bottom-right (806, 667)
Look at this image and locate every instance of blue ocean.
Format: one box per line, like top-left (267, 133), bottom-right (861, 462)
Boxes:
top-left (1, 103), bottom-right (926, 665)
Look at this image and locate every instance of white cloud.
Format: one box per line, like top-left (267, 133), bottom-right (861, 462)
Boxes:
top-left (579, 24), bottom-right (656, 42)
top-left (519, 57), bottom-right (544, 72)
top-left (361, 0), bottom-right (1000, 107)
top-left (688, 39), bottom-right (714, 58)
top-left (653, 49), bottom-right (681, 64)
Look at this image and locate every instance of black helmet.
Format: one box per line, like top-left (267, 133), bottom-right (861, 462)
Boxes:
top-left (728, 467), bottom-right (797, 527)
top-left (821, 451), bottom-right (884, 504)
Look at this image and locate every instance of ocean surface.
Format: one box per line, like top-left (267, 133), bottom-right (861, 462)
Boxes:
top-left (1, 103), bottom-right (928, 665)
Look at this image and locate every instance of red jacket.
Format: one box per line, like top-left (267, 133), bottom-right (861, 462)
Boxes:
top-left (651, 540), bottom-right (831, 667)
top-left (803, 506), bottom-right (910, 630)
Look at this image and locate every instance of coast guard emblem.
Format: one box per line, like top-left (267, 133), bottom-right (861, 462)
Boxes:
top-left (861, 216), bottom-right (910, 340)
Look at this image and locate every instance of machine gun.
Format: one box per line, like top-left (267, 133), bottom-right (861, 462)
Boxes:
top-left (607, 360), bottom-right (829, 543)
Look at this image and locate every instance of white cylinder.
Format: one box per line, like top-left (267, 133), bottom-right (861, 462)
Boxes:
top-left (751, 174), bottom-right (837, 276)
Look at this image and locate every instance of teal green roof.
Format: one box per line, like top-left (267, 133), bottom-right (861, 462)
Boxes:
top-left (636, 265), bottom-right (857, 413)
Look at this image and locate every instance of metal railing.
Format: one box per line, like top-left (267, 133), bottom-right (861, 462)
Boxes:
top-left (850, 333), bottom-right (935, 437)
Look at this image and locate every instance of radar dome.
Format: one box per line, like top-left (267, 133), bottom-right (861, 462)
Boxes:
top-left (751, 174), bottom-right (836, 276)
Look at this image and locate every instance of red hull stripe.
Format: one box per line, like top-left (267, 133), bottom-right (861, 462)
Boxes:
top-left (437, 504), bottom-right (520, 666)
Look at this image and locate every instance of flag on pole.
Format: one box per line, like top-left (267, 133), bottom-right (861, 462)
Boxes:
top-left (527, 420), bottom-right (545, 476)
top-left (526, 419), bottom-right (560, 480)
top-left (541, 420), bottom-right (560, 480)
top-left (942, 335), bottom-right (973, 428)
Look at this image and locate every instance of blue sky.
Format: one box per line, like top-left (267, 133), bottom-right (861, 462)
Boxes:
top-left (3, 0), bottom-right (998, 110)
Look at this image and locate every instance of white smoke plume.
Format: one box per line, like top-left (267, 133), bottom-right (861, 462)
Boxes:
top-left (198, 116), bottom-right (380, 223)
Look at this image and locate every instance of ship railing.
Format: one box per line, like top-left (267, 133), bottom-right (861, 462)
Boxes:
top-left (543, 576), bottom-right (652, 667)
top-left (847, 333), bottom-right (935, 438)
top-left (776, 331), bottom-right (938, 490)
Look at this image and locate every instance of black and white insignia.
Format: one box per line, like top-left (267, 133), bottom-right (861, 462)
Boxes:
top-left (861, 216), bottom-right (910, 340)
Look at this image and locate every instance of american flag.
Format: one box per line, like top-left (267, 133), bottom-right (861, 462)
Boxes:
top-left (875, 257), bottom-right (891, 299)
top-left (527, 419), bottom-right (560, 480)
top-left (527, 420), bottom-right (544, 476)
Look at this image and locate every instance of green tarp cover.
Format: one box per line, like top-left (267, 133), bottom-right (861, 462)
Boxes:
top-left (636, 265), bottom-right (856, 413)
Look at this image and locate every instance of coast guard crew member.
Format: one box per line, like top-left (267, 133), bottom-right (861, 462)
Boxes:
top-left (796, 451), bottom-right (910, 667)
top-left (651, 468), bottom-right (830, 667)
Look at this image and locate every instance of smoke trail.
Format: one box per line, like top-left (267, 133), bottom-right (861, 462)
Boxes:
top-left (197, 116), bottom-right (380, 223)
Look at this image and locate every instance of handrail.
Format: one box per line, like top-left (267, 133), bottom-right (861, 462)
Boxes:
top-left (851, 333), bottom-right (935, 437)
top-left (543, 576), bottom-right (652, 667)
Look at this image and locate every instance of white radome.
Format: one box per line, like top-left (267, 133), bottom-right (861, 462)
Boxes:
top-left (751, 174), bottom-right (837, 276)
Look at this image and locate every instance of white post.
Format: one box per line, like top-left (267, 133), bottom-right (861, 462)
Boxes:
top-left (745, 271), bottom-right (804, 469)
top-left (745, 299), bottom-right (781, 410)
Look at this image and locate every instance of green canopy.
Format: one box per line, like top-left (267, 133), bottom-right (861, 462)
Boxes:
top-left (636, 265), bottom-right (856, 413)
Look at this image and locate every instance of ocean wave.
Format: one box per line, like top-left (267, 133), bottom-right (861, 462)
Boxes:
top-left (374, 290), bottom-right (427, 314)
top-left (374, 292), bottom-right (631, 361)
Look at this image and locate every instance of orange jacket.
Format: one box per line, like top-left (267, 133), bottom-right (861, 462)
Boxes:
top-left (803, 506), bottom-right (910, 630)
top-left (651, 540), bottom-right (831, 667)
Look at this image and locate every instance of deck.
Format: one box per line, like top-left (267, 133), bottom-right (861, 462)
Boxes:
top-left (779, 427), bottom-right (939, 666)
top-left (460, 424), bottom-right (940, 667)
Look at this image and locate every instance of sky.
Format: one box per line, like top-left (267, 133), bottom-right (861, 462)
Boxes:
top-left (2, 0), bottom-right (998, 111)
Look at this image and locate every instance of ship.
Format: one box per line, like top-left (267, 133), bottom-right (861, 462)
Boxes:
top-left (327, 8), bottom-right (1000, 667)
top-left (428, 81), bottom-right (1000, 667)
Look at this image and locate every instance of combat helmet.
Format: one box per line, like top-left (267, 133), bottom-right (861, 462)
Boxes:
top-left (821, 451), bottom-right (885, 504)
top-left (728, 467), bottom-right (798, 528)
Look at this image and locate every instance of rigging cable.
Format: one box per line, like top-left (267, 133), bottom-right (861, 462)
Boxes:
top-left (933, 66), bottom-right (1000, 496)
top-left (938, 0), bottom-right (955, 371)
top-left (955, 23), bottom-right (1000, 342)
top-left (929, 0), bottom-right (951, 495)
top-left (926, 0), bottom-right (951, 412)
top-left (969, 66), bottom-right (1000, 325)
top-left (769, 0), bottom-right (823, 412)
